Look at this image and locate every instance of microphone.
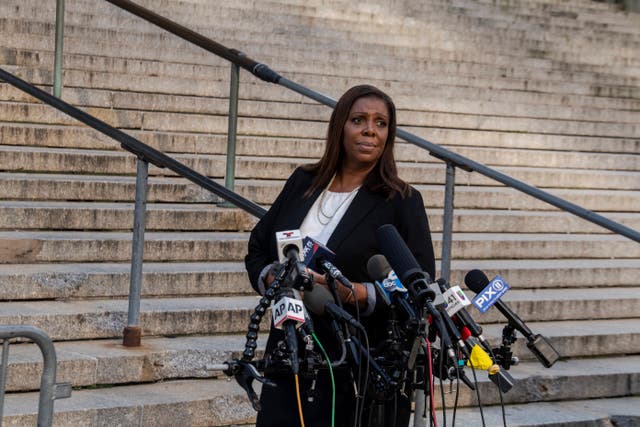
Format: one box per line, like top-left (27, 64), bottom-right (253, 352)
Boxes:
top-left (374, 224), bottom-right (444, 306)
top-left (275, 230), bottom-right (312, 290)
top-left (272, 287), bottom-right (306, 374)
top-left (366, 254), bottom-right (416, 318)
top-left (276, 229), bottom-right (303, 263)
top-left (436, 278), bottom-right (491, 350)
top-left (464, 269), bottom-right (561, 368)
top-left (303, 284), bottom-right (364, 330)
top-left (301, 236), bottom-right (353, 289)
top-left (375, 224), bottom-right (454, 361)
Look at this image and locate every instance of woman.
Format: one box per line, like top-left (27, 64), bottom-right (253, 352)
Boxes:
top-left (245, 85), bottom-right (435, 427)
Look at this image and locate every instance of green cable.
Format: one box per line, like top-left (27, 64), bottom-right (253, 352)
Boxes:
top-left (312, 332), bottom-right (335, 427)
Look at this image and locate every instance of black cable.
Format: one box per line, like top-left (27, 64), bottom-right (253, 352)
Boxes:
top-left (452, 345), bottom-right (461, 427)
top-left (485, 347), bottom-right (508, 427)
top-left (468, 363), bottom-right (486, 427)
top-left (355, 328), bottom-right (371, 427)
top-left (438, 349), bottom-right (446, 427)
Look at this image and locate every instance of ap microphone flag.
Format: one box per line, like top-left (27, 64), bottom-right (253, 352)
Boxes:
top-left (272, 289), bottom-right (306, 329)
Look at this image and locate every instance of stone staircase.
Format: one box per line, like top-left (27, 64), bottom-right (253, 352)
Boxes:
top-left (0, 0), bottom-right (639, 425)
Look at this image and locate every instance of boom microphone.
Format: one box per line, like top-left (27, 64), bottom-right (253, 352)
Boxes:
top-left (464, 269), bottom-right (560, 368)
top-left (303, 285), bottom-right (364, 330)
top-left (366, 254), bottom-right (416, 319)
top-left (375, 224), bottom-right (441, 305)
top-left (375, 224), bottom-right (455, 361)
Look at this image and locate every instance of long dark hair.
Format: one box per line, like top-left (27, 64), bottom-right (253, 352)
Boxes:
top-left (304, 84), bottom-right (409, 199)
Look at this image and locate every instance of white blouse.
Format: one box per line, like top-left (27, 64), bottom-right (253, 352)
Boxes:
top-left (299, 187), bottom-right (360, 244)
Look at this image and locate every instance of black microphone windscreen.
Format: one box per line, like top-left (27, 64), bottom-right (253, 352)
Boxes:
top-left (366, 254), bottom-right (392, 281)
top-left (302, 285), bottom-right (334, 316)
top-left (375, 224), bottom-right (424, 284)
top-left (464, 269), bottom-right (490, 294)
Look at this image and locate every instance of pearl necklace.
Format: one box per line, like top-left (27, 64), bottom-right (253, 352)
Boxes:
top-left (316, 176), bottom-right (360, 226)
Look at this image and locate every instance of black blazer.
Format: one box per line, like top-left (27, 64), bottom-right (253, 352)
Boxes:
top-left (245, 167), bottom-right (435, 291)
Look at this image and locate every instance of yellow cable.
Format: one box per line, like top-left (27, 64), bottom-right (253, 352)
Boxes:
top-left (294, 373), bottom-right (306, 427)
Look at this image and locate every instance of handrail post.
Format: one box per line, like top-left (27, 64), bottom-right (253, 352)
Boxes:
top-left (123, 158), bottom-right (149, 347)
top-left (223, 61), bottom-right (240, 204)
top-left (0, 340), bottom-right (9, 424)
top-left (53, 0), bottom-right (65, 97)
top-left (440, 161), bottom-right (456, 283)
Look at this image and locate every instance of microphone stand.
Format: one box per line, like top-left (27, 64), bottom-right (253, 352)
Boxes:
top-left (494, 324), bottom-right (519, 370)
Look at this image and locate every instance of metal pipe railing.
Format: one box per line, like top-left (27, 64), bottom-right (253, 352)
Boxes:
top-left (123, 158), bottom-right (149, 347)
top-left (53, 0), bottom-right (65, 97)
top-left (224, 62), bottom-right (241, 195)
top-left (0, 326), bottom-right (71, 427)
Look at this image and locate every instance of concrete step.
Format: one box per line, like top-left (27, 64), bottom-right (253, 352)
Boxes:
top-left (3, 97), bottom-right (638, 140)
top-left (0, 288), bottom-right (636, 341)
top-left (0, 262), bottom-right (252, 300)
top-left (4, 5), bottom-right (638, 75)
top-left (2, 377), bottom-right (255, 426)
top-left (3, 76), bottom-right (639, 126)
top-left (448, 258), bottom-right (640, 290)
top-left (482, 318), bottom-right (640, 361)
top-left (0, 335), bottom-right (265, 392)
top-left (468, 287), bottom-right (640, 324)
top-left (2, 121), bottom-right (638, 159)
top-left (1, 144), bottom-right (639, 187)
top-left (421, 396), bottom-right (640, 426)
top-left (0, 231), bottom-right (250, 264)
top-left (427, 356), bottom-right (640, 411)
top-left (0, 258), bottom-right (637, 302)
top-left (0, 296), bottom-right (259, 341)
top-left (4, 50), bottom-right (640, 114)
top-left (18, 0), bottom-right (640, 70)
top-left (0, 317), bottom-right (636, 392)
top-left (1, 230), bottom-right (638, 264)
top-left (2, 358), bottom-right (639, 425)
top-left (0, 201), bottom-right (257, 231)
top-left (2, 200), bottom-right (639, 234)
top-left (2, 19), bottom-right (637, 95)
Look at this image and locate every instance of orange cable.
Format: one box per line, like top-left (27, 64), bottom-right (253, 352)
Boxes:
top-left (294, 373), bottom-right (306, 427)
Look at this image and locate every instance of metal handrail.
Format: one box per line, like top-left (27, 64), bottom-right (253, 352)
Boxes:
top-left (0, 326), bottom-right (71, 427)
top-left (0, 68), bottom-right (266, 219)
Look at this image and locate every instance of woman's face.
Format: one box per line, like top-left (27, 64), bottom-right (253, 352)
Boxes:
top-left (341, 95), bottom-right (390, 171)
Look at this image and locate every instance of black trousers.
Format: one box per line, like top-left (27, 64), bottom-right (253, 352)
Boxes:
top-left (255, 370), bottom-right (411, 427)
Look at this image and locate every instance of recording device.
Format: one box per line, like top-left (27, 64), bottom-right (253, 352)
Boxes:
top-left (374, 224), bottom-right (444, 306)
top-left (272, 287), bottom-right (305, 374)
top-left (464, 269), bottom-right (561, 368)
top-left (301, 236), bottom-right (335, 267)
top-left (302, 236), bottom-right (354, 289)
top-left (303, 284), bottom-right (364, 330)
top-left (275, 229), bottom-right (312, 290)
top-left (375, 224), bottom-right (454, 361)
top-left (366, 254), bottom-right (416, 319)
top-left (276, 229), bottom-right (303, 263)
